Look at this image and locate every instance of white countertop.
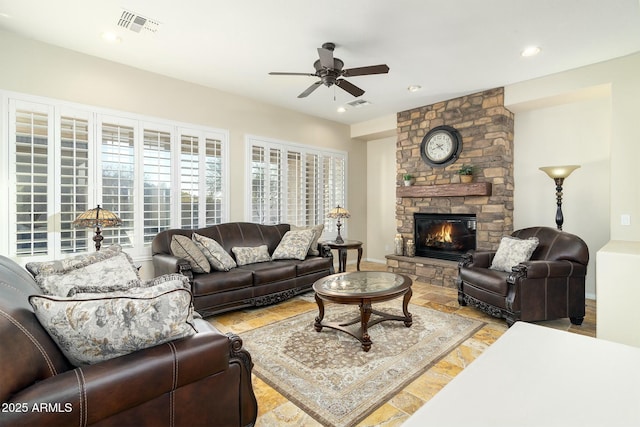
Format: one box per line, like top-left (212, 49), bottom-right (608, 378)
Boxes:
top-left (403, 321), bottom-right (640, 427)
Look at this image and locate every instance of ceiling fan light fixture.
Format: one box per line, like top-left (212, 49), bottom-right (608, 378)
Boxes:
top-left (521, 46), bottom-right (541, 57)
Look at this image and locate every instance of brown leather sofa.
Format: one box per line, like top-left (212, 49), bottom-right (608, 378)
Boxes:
top-left (152, 222), bottom-right (334, 317)
top-left (457, 226), bottom-right (589, 326)
top-left (0, 254), bottom-right (258, 427)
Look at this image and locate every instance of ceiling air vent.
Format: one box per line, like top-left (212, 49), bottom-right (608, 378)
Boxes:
top-left (117, 9), bottom-right (160, 34)
top-left (346, 99), bottom-right (372, 108)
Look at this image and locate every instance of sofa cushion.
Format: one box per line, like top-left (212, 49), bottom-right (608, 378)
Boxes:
top-left (191, 269), bottom-right (254, 296)
top-left (238, 261), bottom-right (297, 286)
top-left (272, 229), bottom-right (315, 261)
top-left (30, 245), bottom-right (140, 297)
top-left (29, 284), bottom-right (196, 366)
top-left (192, 233), bottom-right (237, 271)
top-left (460, 266), bottom-right (510, 296)
top-left (291, 224), bottom-right (324, 256)
top-left (490, 236), bottom-right (539, 272)
top-left (171, 235), bottom-right (211, 273)
top-left (232, 245), bottom-right (271, 266)
top-left (295, 256), bottom-right (333, 276)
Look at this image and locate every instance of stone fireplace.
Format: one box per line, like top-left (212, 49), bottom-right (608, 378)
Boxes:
top-left (386, 87), bottom-right (514, 288)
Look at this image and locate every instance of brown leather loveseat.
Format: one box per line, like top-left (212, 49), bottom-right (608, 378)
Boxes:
top-left (0, 254), bottom-right (257, 427)
top-left (457, 226), bottom-right (589, 326)
top-left (152, 222), bottom-right (334, 317)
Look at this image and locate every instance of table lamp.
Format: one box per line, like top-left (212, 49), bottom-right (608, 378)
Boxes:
top-left (327, 205), bottom-right (350, 244)
top-left (73, 205), bottom-right (122, 251)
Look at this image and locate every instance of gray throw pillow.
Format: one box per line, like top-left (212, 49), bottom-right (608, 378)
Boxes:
top-left (30, 245), bottom-right (141, 297)
top-left (192, 233), bottom-right (237, 271)
top-left (232, 245), bottom-right (271, 266)
top-left (291, 224), bottom-right (324, 256)
top-left (170, 235), bottom-right (211, 273)
top-left (272, 229), bottom-right (315, 261)
top-left (490, 236), bottom-right (539, 272)
top-left (29, 285), bottom-right (196, 366)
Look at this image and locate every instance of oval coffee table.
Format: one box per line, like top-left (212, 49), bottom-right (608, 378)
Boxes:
top-left (312, 271), bottom-right (413, 352)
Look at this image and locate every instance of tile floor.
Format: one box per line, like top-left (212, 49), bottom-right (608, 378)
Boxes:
top-left (209, 261), bottom-right (597, 427)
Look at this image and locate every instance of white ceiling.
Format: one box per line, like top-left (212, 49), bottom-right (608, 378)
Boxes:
top-left (1, 0), bottom-right (639, 125)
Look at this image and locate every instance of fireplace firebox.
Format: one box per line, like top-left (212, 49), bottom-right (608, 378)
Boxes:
top-left (414, 213), bottom-right (476, 261)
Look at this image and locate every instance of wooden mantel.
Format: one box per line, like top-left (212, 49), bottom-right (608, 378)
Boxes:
top-left (397, 182), bottom-right (492, 198)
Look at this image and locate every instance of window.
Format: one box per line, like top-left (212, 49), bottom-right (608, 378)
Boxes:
top-left (4, 93), bottom-right (229, 261)
top-left (100, 121), bottom-right (136, 248)
top-left (246, 136), bottom-right (347, 237)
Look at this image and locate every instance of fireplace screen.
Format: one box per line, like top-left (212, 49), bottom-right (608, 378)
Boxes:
top-left (414, 213), bottom-right (476, 261)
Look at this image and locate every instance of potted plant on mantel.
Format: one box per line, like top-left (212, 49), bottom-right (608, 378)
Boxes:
top-left (403, 173), bottom-right (413, 186)
top-left (457, 165), bottom-right (474, 183)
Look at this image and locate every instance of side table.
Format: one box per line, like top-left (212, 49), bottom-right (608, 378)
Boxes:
top-left (323, 240), bottom-right (363, 273)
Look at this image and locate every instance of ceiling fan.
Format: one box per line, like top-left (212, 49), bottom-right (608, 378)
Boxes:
top-left (269, 42), bottom-right (390, 98)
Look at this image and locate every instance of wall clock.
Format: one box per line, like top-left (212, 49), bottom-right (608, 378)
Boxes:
top-left (420, 125), bottom-right (462, 167)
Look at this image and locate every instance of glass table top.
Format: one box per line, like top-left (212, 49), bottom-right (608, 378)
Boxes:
top-left (314, 271), bottom-right (408, 296)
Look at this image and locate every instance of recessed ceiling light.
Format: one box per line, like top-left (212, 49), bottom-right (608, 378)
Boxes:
top-left (101, 32), bottom-right (122, 43)
top-left (521, 46), bottom-right (541, 57)
top-left (337, 106), bottom-right (346, 113)
top-left (408, 85), bottom-right (422, 92)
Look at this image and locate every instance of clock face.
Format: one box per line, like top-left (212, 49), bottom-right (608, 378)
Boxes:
top-left (425, 131), bottom-right (454, 162)
top-left (419, 125), bottom-right (462, 167)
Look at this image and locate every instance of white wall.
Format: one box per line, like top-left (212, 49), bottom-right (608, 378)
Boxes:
top-left (510, 92), bottom-right (612, 298)
top-left (366, 136), bottom-right (397, 263)
top-left (506, 52), bottom-right (640, 242)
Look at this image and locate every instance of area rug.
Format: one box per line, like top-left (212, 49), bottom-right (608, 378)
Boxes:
top-left (241, 302), bottom-right (485, 427)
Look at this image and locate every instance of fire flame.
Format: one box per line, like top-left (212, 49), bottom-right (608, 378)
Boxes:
top-left (428, 223), bottom-right (453, 243)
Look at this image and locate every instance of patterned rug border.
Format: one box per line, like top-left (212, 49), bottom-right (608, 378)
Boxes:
top-left (241, 302), bottom-right (486, 426)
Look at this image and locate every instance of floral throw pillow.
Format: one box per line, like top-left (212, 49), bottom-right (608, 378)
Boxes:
top-left (170, 235), bottom-right (211, 273)
top-left (291, 224), bottom-right (324, 256)
top-left (272, 229), bottom-right (315, 261)
top-left (490, 236), bottom-right (540, 272)
top-left (31, 246), bottom-right (141, 297)
top-left (232, 245), bottom-right (271, 266)
top-left (29, 286), bottom-right (196, 366)
top-left (192, 233), bottom-right (237, 271)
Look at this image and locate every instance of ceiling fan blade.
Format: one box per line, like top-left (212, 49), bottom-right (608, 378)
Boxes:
top-left (298, 81), bottom-right (323, 98)
top-left (336, 79), bottom-right (365, 97)
top-left (342, 64), bottom-right (390, 77)
top-left (269, 72), bottom-right (316, 76)
top-left (317, 46), bottom-right (334, 69)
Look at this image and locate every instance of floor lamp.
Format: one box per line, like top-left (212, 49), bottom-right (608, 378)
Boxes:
top-left (539, 165), bottom-right (580, 230)
top-left (73, 205), bottom-right (122, 251)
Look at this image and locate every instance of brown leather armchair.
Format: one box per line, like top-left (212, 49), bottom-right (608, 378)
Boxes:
top-left (457, 226), bottom-right (589, 326)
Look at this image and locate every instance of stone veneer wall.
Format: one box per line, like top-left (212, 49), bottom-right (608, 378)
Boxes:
top-left (388, 87), bottom-right (515, 288)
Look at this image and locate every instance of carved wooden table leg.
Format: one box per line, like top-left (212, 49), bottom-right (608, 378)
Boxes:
top-left (360, 300), bottom-right (373, 352)
top-left (314, 293), bottom-right (325, 332)
top-left (402, 287), bottom-right (413, 327)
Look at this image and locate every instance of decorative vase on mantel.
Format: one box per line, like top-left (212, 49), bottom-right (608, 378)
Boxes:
top-left (460, 174), bottom-right (473, 183)
top-left (402, 174), bottom-right (413, 186)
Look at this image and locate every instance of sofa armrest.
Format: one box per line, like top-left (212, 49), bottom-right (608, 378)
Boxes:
top-left (508, 260), bottom-right (587, 282)
top-left (1, 321), bottom-right (249, 427)
top-left (319, 243), bottom-right (334, 259)
top-left (153, 253), bottom-right (193, 282)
